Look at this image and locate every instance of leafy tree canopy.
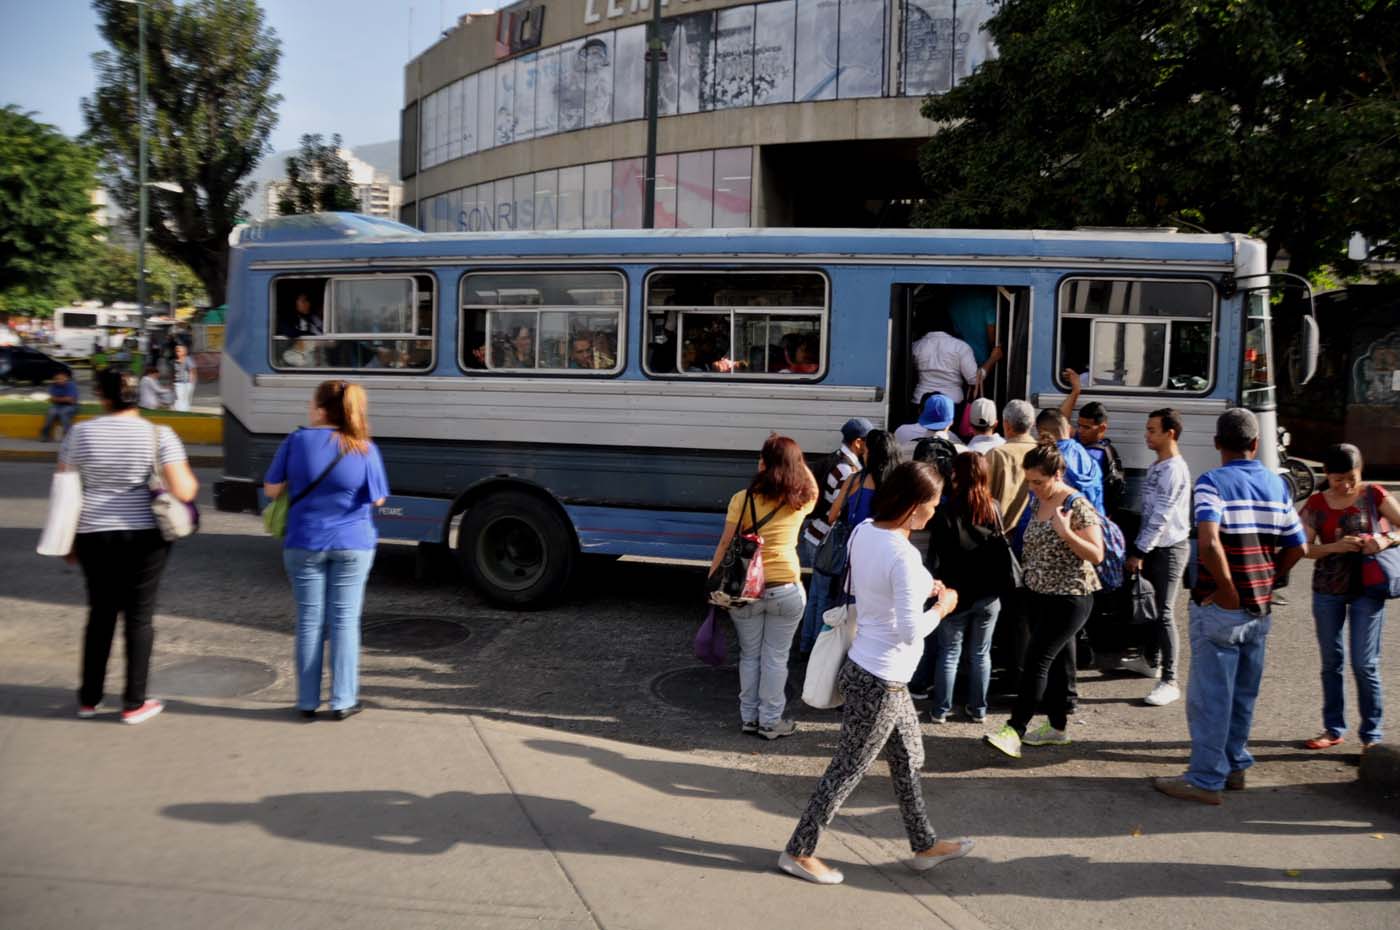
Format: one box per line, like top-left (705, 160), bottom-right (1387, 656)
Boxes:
top-left (0, 106), bottom-right (99, 293)
top-left (69, 241), bottom-right (207, 308)
top-left (83, 0), bottom-right (281, 305)
top-left (917, 0), bottom-right (1400, 277)
top-left (278, 133), bottom-right (359, 215)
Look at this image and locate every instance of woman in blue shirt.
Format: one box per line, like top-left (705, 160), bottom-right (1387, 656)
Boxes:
top-left (265, 381), bottom-right (389, 720)
top-left (827, 429), bottom-right (902, 527)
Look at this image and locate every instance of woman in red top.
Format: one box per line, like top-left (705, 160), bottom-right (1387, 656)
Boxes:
top-left (1301, 444), bottom-right (1400, 750)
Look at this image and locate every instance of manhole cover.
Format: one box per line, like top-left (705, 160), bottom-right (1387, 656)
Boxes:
top-left (154, 657), bottom-right (277, 698)
top-left (650, 665), bottom-right (803, 718)
top-left (362, 616), bottom-right (469, 651)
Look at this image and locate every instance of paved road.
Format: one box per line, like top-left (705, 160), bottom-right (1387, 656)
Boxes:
top-left (1, 461), bottom-right (1397, 929)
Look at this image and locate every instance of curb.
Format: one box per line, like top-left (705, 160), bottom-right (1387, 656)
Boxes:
top-left (0, 448), bottom-right (223, 468)
top-left (0, 411), bottom-right (222, 445)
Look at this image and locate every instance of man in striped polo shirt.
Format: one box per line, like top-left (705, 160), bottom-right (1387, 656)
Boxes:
top-left (1154, 409), bottom-right (1307, 805)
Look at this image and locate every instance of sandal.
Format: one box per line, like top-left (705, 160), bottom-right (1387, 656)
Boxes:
top-left (1303, 733), bottom-right (1344, 750)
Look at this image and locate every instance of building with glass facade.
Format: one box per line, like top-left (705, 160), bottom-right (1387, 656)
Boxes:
top-left (402, 0), bottom-right (1000, 232)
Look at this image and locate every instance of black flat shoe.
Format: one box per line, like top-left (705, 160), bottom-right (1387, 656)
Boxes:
top-left (299, 710), bottom-right (316, 720)
top-left (332, 703), bottom-right (362, 721)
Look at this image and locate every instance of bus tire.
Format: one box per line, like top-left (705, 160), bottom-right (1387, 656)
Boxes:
top-left (458, 491), bottom-right (575, 608)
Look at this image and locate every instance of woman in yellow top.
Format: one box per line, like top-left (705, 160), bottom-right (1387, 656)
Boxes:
top-left (710, 434), bottom-right (818, 739)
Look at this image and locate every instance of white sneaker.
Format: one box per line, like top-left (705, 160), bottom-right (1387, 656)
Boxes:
top-left (1119, 656), bottom-right (1161, 679)
top-left (1144, 681), bottom-right (1181, 706)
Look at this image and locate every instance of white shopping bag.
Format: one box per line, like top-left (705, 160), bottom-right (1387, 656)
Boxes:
top-left (36, 472), bottom-right (82, 557)
top-left (801, 601), bottom-right (856, 709)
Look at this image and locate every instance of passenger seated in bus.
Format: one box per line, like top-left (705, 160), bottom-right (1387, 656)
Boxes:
top-left (569, 335), bottom-right (597, 369)
top-left (463, 332), bottom-right (488, 369)
top-left (278, 293), bottom-right (323, 341)
top-left (780, 333), bottom-right (819, 374)
top-left (495, 326), bottom-right (535, 368)
top-left (363, 345), bottom-right (397, 369)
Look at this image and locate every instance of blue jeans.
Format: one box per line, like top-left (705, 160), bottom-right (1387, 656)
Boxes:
top-left (730, 583), bottom-right (805, 727)
top-left (1184, 602), bottom-right (1270, 791)
top-left (1313, 592), bottom-right (1386, 744)
top-left (928, 595), bottom-right (1001, 718)
top-left (284, 548), bottom-right (375, 712)
top-left (40, 404), bottom-right (76, 440)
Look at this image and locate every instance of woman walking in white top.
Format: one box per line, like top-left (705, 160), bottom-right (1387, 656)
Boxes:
top-left (59, 369), bottom-right (198, 724)
top-left (779, 462), bottom-right (974, 885)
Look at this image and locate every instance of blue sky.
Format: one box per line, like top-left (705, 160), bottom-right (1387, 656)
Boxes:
top-left (0, 0), bottom-right (501, 153)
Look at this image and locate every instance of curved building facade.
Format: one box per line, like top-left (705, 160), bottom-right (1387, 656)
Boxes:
top-left (401, 0), bottom-right (1000, 232)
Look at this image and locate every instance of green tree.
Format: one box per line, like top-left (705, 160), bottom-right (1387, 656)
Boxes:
top-left (83, 0), bottom-right (282, 306)
top-left (0, 106), bottom-right (98, 294)
top-left (277, 133), bottom-right (359, 215)
top-left (68, 241), bottom-right (207, 308)
top-left (916, 0), bottom-right (1400, 277)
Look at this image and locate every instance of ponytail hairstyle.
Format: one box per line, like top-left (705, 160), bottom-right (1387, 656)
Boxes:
top-left (314, 380), bottom-right (371, 454)
top-left (96, 367), bottom-right (139, 412)
top-left (1021, 438), bottom-right (1065, 478)
top-left (750, 433), bottom-right (819, 511)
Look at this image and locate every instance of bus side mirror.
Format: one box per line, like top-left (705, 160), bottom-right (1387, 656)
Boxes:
top-left (1298, 315), bottom-right (1319, 386)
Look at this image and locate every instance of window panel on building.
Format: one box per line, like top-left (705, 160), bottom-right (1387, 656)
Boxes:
top-left (419, 91), bottom-right (437, 168)
top-left (583, 161), bottom-right (612, 229)
top-left (902, 0), bottom-right (953, 96)
top-left (677, 149), bottom-right (715, 228)
top-left (612, 24), bottom-right (646, 123)
top-left (477, 66), bottom-right (496, 151)
top-left (515, 54), bottom-right (538, 143)
top-left (446, 81), bottom-right (462, 161)
top-left (713, 147), bottom-right (753, 227)
top-left (434, 88), bottom-right (448, 164)
top-left (494, 177), bottom-right (516, 230)
top-left (557, 165), bottom-right (584, 229)
top-left (795, 0), bottom-right (839, 101)
top-left (533, 170), bottom-right (559, 230)
top-left (677, 12), bottom-right (716, 113)
top-left (535, 46), bottom-right (559, 136)
top-left (652, 153), bottom-right (678, 228)
top-left (459, 185), bottom-right (477, 231)
top-left (461, 74), bottom-right (478, 155)
top-left (513, 174), bottom-right (535, 230)
top-left (557, 39), bottom-right (586, 131)
top-left (713, 6), bottom-right (755, 110)
top-left (960, 0), bottom-right (1000, 82)
top-left (838, 0), bottom-right (886, 98)
top-left (495, 65), bottom-right (516, 146)
top-left (466, 183), bottom-right (492, 231)
top-left (583, 31), bottom-right (614, 128)
top-left (611, 158), bottom-right (645, 229)
top-left (753, 0), bottom-right (796, 105)
top-left (657, 19), bottom-right (681, 116)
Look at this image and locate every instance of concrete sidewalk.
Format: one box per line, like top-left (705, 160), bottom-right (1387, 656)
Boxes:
top-left (1, 679), bottom-right (1396, 930)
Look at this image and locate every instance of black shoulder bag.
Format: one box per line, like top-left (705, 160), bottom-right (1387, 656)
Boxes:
top-left (707, 490), bottom-right (780, 608)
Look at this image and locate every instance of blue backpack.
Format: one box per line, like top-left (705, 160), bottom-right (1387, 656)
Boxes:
top-left (1064, 492), bottom-right (1126, 591)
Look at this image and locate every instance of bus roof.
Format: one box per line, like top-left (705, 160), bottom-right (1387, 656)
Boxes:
top-left (232, 212), bottom-right (1242, 265)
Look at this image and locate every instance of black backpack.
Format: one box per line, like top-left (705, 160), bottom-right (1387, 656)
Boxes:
top-left (913, 435), bottom-right (960, 485)
top-left (1088, 439), bottom-right (1126, 514)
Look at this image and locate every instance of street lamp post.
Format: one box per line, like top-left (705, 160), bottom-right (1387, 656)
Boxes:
top-left (642, 0), bottom-right (665, 229)
top-left (116, 0), bottom-right (150, 318)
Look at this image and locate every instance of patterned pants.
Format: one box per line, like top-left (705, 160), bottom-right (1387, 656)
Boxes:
top-left (786, 659), bottom-right (938, 857)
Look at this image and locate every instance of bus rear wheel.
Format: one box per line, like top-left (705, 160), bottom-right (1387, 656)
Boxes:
top-left (458, 491), bottom-right (575, 608)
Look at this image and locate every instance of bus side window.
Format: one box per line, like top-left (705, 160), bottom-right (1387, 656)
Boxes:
top-left (459, 271), bottom-right (625, 374)
top-left (270, 274), bottom-right (435, 372)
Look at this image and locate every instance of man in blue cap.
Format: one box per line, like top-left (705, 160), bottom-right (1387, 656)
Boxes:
top-left (894, 394), bottom-right (967, 457)
top-left (798, 416), bottom-right (873, 653)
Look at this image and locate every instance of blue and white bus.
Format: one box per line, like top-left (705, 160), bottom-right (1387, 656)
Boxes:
top-left (214, 213), bottom-right (1314, 606)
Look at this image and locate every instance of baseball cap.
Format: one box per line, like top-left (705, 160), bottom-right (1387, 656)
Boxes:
top-left (970, 397), bottom-right (998, 428)
top-left (917, 394), bottom-right (955, 430)
top-left (840, 417), bottom-right (874, 443)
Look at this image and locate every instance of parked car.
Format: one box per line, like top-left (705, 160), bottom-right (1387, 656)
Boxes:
top-left (0, 345), bottom-right (74, 385)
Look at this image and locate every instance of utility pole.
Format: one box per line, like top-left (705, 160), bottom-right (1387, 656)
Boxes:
top-left (642, 0), bottom-right (665, 229)
top-left (136, 0), bottom-right (148, 318)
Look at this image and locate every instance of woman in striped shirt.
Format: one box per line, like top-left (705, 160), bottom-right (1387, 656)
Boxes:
top-left (58, 368), bottom-right (199, 724)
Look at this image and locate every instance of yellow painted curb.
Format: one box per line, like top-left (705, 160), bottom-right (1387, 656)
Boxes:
top-left (0, 412), bottom-right (222, 446)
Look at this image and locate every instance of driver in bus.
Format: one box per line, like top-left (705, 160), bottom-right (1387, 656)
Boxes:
top-left (278, 293), bottom-right (323, 367)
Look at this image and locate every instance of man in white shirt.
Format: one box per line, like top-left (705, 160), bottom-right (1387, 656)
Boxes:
top-left (1122, 408), bottom-right (1193, 706)
top-left (910, 327), bottom-right (981, 406)
top-left (964, 398), bottom-right (1005, 454)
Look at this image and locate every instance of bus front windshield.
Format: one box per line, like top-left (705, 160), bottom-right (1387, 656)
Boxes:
top-left (1241, 290), bottom-right (1275, 408)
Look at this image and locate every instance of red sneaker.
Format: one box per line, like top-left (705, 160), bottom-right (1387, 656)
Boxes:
top-left (121, 700), bottom-right (164, 725)
top-left (1303, 732), bottom-right (1344, 750)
